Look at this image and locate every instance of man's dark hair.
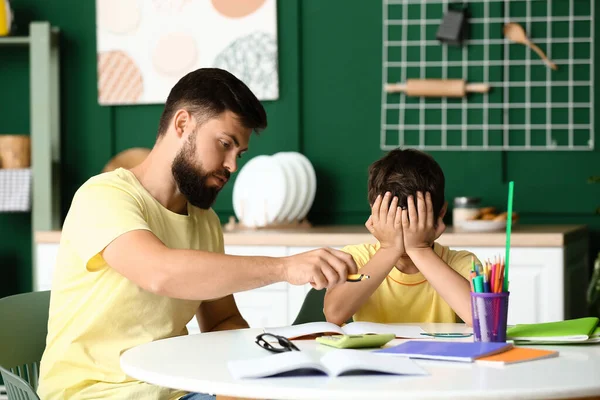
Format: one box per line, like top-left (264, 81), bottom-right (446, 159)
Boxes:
top-left (157, 68), bottom-right (267, 137)
top-left (367, 148), bottom-right (446, 220)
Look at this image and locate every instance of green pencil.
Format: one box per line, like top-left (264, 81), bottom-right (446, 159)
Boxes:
top-left (504, 181), bottom-right (514, 292)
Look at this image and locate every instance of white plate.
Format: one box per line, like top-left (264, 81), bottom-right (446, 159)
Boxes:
top-left (456, 220), bottom-right (508, 233)
top-left (271, 154), bottom-right (296, 223)
top-left (274, 152), bottom-right (309, 222)
top-left (291, 152), bottom-right (316, 221)
top-left (232, 156), bottom-right (259, 226)
top-left (232, 155), bottom-right (287, 227)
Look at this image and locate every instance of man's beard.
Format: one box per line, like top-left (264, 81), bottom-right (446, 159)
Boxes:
top-left (171, 136), bottom-right (229, 210)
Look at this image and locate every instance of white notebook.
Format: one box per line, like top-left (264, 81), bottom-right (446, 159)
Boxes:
top-left (264, 321), bottom-right (425, 339)
top-left (228, 349), bottom-right (428, 379)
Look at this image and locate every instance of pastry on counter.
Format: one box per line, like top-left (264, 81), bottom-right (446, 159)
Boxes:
top-left (468, 208), bottom-right (519, 223)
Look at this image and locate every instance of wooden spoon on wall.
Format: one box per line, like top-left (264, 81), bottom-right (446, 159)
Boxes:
top-left (504, 22), bottom-right (558, 71)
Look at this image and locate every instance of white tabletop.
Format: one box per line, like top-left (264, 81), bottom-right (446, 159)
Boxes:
top-left (120, 323), bottom-right (600, 400)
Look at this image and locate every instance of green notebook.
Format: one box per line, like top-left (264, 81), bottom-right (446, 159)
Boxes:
top-left (588, 327), bottom-right (600, 343)
top-left (507, 317), bottom-right (599, 344)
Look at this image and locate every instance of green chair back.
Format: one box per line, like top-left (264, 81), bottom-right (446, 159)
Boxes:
top-left (293, 288), bottom-right (327, 325)
top-left (293, 288), bottom-right (352, 325)
top-left (0, 290), bottom-right (50, 400)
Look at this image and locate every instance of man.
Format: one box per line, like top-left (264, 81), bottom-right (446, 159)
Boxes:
top-left (37, 68), bottom-right (357, 400)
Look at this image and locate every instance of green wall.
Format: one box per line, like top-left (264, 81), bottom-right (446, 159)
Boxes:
top-left (1, 0), bottom-right (599, 297)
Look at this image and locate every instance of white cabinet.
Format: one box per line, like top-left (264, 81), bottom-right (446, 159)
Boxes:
top-left (451, 242), bottom-right (588, 325)
top-left (35, 243), bottom-right (59, 291)
top-left (34, 227), bottom-right (590, 332)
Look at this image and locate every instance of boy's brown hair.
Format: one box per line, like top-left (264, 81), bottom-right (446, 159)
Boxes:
top-left (368, 148), bottom-right (446, 221)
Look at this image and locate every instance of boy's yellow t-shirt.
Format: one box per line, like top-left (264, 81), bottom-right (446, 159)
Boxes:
top-left (37, 168), bottom-right (224, 400)
top-left (342, 242), bottom-right (477, 323)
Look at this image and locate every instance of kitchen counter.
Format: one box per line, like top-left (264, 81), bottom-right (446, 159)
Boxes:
top-left (35, 224), bottom-right (587, 247)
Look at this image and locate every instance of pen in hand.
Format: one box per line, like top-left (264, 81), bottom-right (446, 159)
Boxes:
top-left (347, 274), bottom-right (370, 282)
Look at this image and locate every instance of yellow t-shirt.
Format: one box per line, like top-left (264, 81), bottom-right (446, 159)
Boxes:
top-left (342, 242), bottom-right (478, 324)
top-left (37, 168), bottom-right (224, 400)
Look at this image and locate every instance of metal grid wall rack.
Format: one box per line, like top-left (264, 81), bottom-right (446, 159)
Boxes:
top-left (381, 0), bottom-right (594, 151)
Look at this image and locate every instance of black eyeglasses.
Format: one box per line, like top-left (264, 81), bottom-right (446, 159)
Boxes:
top-left (255, 333), bottom-right (300, 353)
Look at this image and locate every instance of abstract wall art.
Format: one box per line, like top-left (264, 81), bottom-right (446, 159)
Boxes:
top-left (95, 0), bottom-right (279, 105)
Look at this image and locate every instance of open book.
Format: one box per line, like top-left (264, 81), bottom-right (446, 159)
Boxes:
top-left (264, 321), bottom-right (425, 340)
top-left (507, 317), bottom-right (599, 344)
top-left (228, 349), bottom-right (428, 379)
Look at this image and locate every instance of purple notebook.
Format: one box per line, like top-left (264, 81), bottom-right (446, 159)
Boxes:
top-left (375, 341), bottom-right (513, 362)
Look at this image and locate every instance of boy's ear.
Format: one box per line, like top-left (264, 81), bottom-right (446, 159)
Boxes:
top-left (439, 201), bottom-right (448, 219)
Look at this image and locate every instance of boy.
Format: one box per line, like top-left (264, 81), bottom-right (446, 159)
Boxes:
top-left (324, 148), bottom-right (478, 326)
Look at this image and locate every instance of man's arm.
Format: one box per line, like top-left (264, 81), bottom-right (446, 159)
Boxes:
top-left (196, 295), bottom-right (249, 332)
top-left (102, 229), bottom-right (357, 301)
top-left (403, 192), bottom-right (473, 326)
top-left (324, 192), bottom-right (404, 325)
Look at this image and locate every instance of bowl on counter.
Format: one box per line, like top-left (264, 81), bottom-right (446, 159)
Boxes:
top-left (455, 219), bottom-right (508, 233)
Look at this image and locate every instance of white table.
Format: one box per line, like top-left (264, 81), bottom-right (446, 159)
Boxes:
top-left (120, 323), bottom-right (600, 400)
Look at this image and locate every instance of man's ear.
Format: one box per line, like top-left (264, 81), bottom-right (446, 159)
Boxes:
top-left (439, 201), bottom-right (448, 220)
top-left (173, 109), bottom-right (191, 138)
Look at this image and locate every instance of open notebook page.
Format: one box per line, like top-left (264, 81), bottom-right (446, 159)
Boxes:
top-left (264, 322), bottom-right (345, 339)
top-left (342, 322), bottom-right (425, 338)
top-left (228, 352), bottom-right (326, 379)
top-left (264, 322), bottom-right (425, 339)
top-left (321, 349), bottom-right (428, 377)
top-left (228, 350), bottom-right (428, 378)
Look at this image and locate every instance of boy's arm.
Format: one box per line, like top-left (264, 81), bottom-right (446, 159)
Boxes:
top-left (405, 249), bottom-right (472, 325)
top-left (324, 192), bottom-right (404, 326)
top-left (324, 247), bottom-right (400, 325)
top-left (403, 192), bottom-right (473, 326)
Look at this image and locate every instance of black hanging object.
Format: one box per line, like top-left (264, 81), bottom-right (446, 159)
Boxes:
top-left (436, 3), bottom-right (469, 46)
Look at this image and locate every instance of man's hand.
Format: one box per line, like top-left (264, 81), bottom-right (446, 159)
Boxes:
top-left (366, 192), bottom-right (404, 255)
top-left (402, 191), bottom-right (446, 252)
top-left (283, 248), bottom-right (358, 290)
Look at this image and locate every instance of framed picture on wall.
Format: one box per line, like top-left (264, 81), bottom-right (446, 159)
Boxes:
top-left (95, 0), bottom-right (279, 105)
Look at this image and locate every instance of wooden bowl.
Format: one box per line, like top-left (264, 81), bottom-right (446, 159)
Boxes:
top-left (0, 135), bottom-right (31, 169)
top-left (102, 147), bottom-right (151, 173)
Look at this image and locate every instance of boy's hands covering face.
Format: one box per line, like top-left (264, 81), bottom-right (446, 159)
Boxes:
top-left (402, 191), bottom-right (446, 252)
top-left (366, 191), bottom-right (446, 254)
top-left (365, 192), bottom-right (404, 255)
